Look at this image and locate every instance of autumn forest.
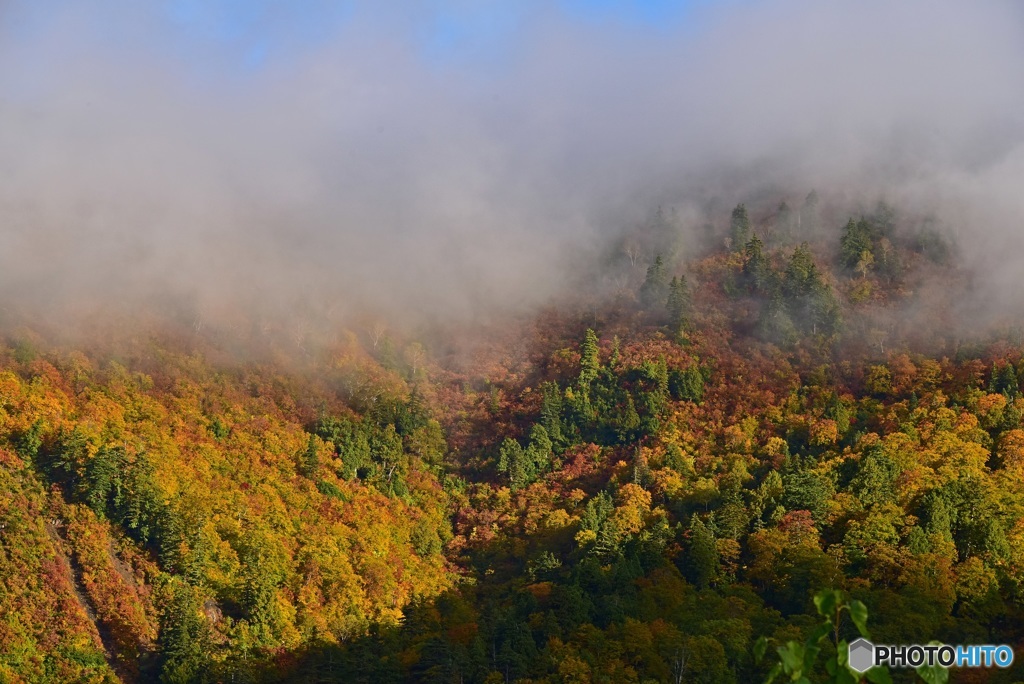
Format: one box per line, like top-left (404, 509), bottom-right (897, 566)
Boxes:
top-left (0, 192), bottom-right (1022, 683)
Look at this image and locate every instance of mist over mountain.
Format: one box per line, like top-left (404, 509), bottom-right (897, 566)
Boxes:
top-left (2, 0), bottom-right (1023, 331)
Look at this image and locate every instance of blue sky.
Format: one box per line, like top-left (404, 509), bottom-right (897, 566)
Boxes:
top-left (159, 0), bottom-right (698, 70)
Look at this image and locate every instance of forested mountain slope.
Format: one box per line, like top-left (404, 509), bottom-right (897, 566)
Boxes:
top-left (1, 196), bottom-right (1023, 683)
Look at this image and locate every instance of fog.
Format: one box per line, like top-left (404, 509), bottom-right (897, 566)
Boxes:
top-left (2, 0), bottom-right (1024, 335)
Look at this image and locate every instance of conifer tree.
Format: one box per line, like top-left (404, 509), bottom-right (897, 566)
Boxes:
top-left (782, 244), bottom-right (820, 299)
top-left (743, 234), bottom-right (771, 293)
top-left (730, 204), bottom-right (751, 250)
top-left (497, 437), bottom-right (528, 491)
top-left (579, 329), bottom-right (600, 388)
top-left (616, 394), bottom-right (641, 444)
top-left (525, 424), bottom-right (553, 475)
top-left (991, 363), bottom-right (1021, 399)
top-left (299, 434), bottom-right (319, 478)
top-left (686, 517), bottom-right (719, 589)
top-left (539, 381), bottom-right (564, 447)
top-left (668, 366), bottom-right (704, 403)
top-left (639, 254), bottom-right (669, 309)
top-left (666, 275), bottom-right (691, 333)
top-left (158, 580), bottom-right (212, 684)
top-left (840, 218), bottom-right (875, 270)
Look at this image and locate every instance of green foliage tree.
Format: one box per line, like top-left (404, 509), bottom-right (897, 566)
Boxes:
top-left (640, 254), bottom-right (669, 310)
top-left (783, 464), bottom-right (834, 524)
top-left (15, 419), bottom-right (45, 461)
top-left (158, 579), bottom-right (212, 684)
top-left (990, 362), bottom-right (1020, 399)
top-left (730, 204), bottom-right (752, 250)
top-left (823, 392), bottom-right (851, 436)
top-left (314, 414), bottom-right (409, 494)
top-left (634, 358), bottom-right (670, 436)
top-left (539, 381), bottom-right (565, 448)
top-left (579, 328), bottom-right (600, 389)
top-left (497, 425), bottom-right (553, 490)
top-left (744, 234), bottom-right (773, 294)
top-left (849, 447), bottom-right (900, 507)
top-left (82, 446), bottom-right (127, 517)
top-left (315, 415), bottom-right (372, 479)
top-left (666, 275), bottom-right (691, 334)
top-left (669, 365), bottom-right (705, 403)
top-left (685, 516), bottom-right (719, 589)
top-left (370, 423), bottom-right (407, 495)
top-left (239, 531), bottom-right (289, 646)
top-left (614, 393), bottom-right (642, 444)
top-left (840, 218), bottom-right (876, 271)
top-left (299, 434), bottom-right (319, 478)
top-left (497, 437), bottom-right (528, 490)
top-left (783, 244), bottom-right (821, 300)
top-left (525, 424), bottom-right (553, 475)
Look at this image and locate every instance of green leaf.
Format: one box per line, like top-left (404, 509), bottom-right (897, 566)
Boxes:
top-left (754, 636), bottom-right (768, 664)
top-left (835, 669), bottom-right (858, 684)
top-left (848, 599), bottom-right (870, 638)
top-left (807, 621), bottom-right (832, 646)
top-left (802, 643), bottom-right (821, 673)
top-left (916, 662), bottom-right (950, 684)
top-left (764, 662), bottom-right (782, 684)
top-left (778, 642), bottom-right (804, 673)
top-left (814, 589), bottom-right (841, 620)
top-left (864, 667), bottom-right (894, 684)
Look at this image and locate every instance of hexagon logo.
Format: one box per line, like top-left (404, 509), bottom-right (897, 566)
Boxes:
top-left (848, 638), bottom-right (875, 673)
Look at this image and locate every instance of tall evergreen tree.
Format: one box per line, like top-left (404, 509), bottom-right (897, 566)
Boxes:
top-left (299, 434), bottom-right (319, 478)
top-left (780, 243), bottom-right (841, 337)
top-left (497, 426), bottom-right (554, 490)
top-left (158, 580), bottom-right (212, 684)
top-left (609, 335), bottom-right (621, 368)
top-left (991, 363), bottom-right (1021, 399)
top-left (782, 244), bottom-right (821, 299)
top-left (579, 329), bottom-right (600, 388)
top-left (743, 234), bottom-right (771, 293)
top-left (669, 366), bottom-right (705, 403)
top-left (639, 254), bottom-right (669, 309)
top-left (730, 204), bottom-right (751, 250)
top-left (525, 424), bottom-right (553, 475)
top-left (539, 381), bottom-right (564, 447)
top-left (840, 218), bottom-right (876, 270)
top-left (686, 517), bottom-right (719, 590)
top-left (615, 393), bottom-right (642, 444)
top-left (497, 438), bottom-right (529, 491)
top-left (666, 275), bottom-right (691, 333)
